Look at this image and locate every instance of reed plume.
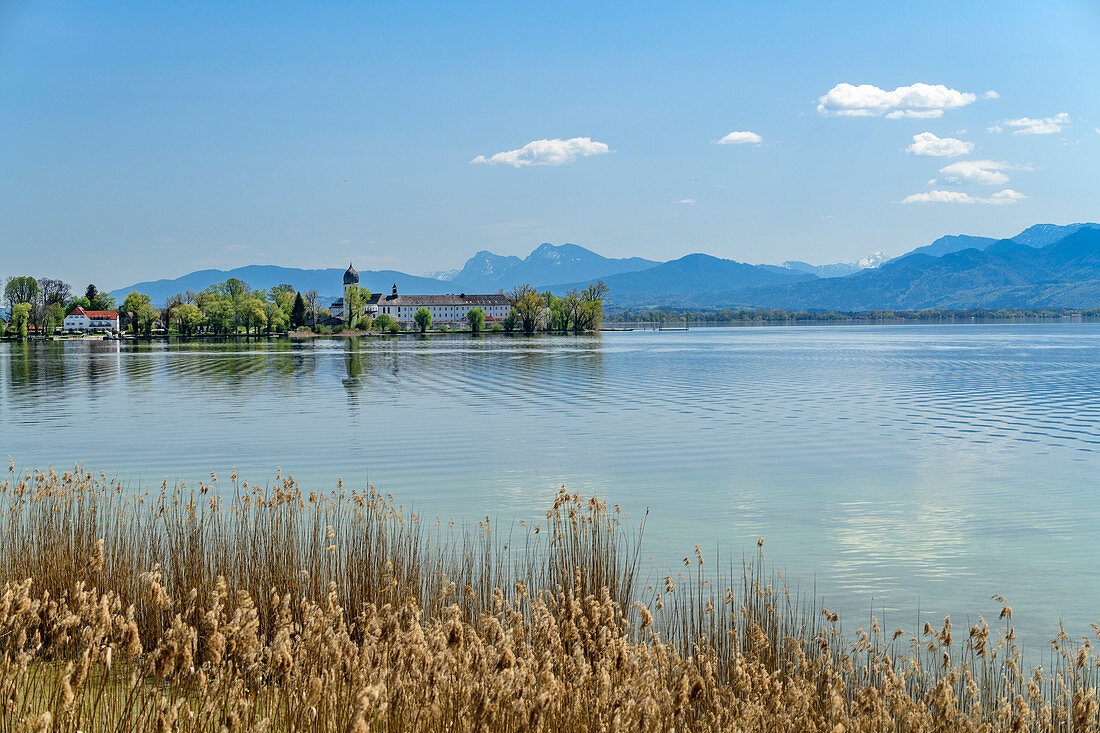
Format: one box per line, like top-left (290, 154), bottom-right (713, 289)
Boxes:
top-left (0, 463), bottom-right (1097, 731)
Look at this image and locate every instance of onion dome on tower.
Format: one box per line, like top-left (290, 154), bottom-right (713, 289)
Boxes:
top-left (343, 262), bottom-right (359, 285)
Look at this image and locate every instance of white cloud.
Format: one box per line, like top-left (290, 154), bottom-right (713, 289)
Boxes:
top-left (992, 113), bottom-right (1071, 135)
top-left (906, 132), bottom-right (974, 157)
top-left (983, 90), bottom-right (1001, 100)
top-left (1095, 127), bottom-right (1100, 135)
top-left (717, 130), bottom-right (763, 145)
top-left (817, 83), bottom-right (977, 118)
top-left (675, 198), bottom-right (696, 205)
top-left (470, 137), bottom-right (611, 167)
top-left (986, 124), bottom-right (1003, 134)
top-left (937, 159), bottom-right (1014, 185)
top-left (900, 188), bottom-right (1026, 205)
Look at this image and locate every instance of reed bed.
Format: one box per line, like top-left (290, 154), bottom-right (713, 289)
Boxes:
top-left (0, 463), bottom-right (1097, 731)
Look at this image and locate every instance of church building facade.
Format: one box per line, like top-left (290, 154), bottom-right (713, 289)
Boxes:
top-left (328, 263), bottom-right (511, 326)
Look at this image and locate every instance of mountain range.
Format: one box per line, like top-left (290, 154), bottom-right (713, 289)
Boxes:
top-left (109, 222), bottom-right (1100, 311)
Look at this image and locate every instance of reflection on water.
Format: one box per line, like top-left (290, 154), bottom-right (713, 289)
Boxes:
top-left (1, 324), bottom-right (1099, 648)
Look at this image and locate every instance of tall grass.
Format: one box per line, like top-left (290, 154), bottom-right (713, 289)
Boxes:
top-left (0, 462), bottom-right (1097, 731)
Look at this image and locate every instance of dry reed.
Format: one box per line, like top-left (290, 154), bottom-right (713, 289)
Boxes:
top-left (0, 462), bottom-right (1097, 731)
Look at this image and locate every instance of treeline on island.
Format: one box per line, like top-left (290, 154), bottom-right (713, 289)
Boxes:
top-left (1, 273), bottom-right (608, 338)
top-left (605, 306), bottom-right (1100, 323)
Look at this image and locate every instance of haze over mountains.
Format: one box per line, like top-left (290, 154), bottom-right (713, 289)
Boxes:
top-left (111, 223), bottom-right (1100, 312)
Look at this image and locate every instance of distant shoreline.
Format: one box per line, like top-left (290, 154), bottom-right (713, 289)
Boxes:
top-left (605, 307), bottom-right (1100, 325)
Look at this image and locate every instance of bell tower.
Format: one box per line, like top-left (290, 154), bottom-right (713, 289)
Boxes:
top-left (342, 263), bottom-right (360, 319)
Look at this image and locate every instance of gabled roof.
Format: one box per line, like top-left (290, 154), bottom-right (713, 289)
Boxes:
top-left (68, 307), bottom-right (119, 319)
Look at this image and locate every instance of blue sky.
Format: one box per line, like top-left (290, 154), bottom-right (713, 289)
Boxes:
top-left (1, 0), bottom-right (1098, 290)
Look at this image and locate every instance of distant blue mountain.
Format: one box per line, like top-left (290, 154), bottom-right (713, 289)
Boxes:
top-left (447, 251), bottom-right (524, 291)
top-left (111, 242), bottom-right (661, 304)
top-left (698, 227), bottom-right (1100, 311)
top-left (1011, 222), bottom-right (1100, 247)
top-left (545, 253), bottom-right (815, 304)
top-left (894, 234), bottom-right (999, 261)
top-left (889, 222), bottom-right (1100, 263)
top-left (109, 223), bottom-right (1100, 311)
top-left (451, 243), bottom-right (658, 292)
top-left (110, 265), bottom-right (454, 305)
top-left (779, 260), bottom-right (863, 278)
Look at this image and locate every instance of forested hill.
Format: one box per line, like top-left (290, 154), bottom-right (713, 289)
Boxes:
top-left (704, 227), bottom-right (1100, 311)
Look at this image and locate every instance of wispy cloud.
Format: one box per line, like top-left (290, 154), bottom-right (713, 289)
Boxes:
top-left (471, 137), bottom-right (611, 167)
top-left (935, 160), bottom-right (1021, 186)
top-left (991, 113), bottom-right (1071, 135)
top-left (675, 198), bottom-right (696, 205)
top-left (900, 189), bottom-right (1026, 205)
top-left (906, 132), bottom-right (974, 157)
top-left (716, 130), bottom-right (763, 145)
top-left (983, 90), bottom-right (1000, 100)
top-left (817, 83), bottom-right (977, 118)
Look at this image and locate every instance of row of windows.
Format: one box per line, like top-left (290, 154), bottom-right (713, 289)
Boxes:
top-left (379, 306), bottom-right (507, 315)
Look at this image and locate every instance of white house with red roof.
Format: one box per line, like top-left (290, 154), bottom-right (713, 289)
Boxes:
top-left (64, 306), bottom-right (120, 332)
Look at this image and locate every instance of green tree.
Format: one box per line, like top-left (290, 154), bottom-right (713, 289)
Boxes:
top-left (466, 307), bottom-right (485, 333)
top-left (575, 280), bottom-right (608, 331)
top-left (5, 277), bottom-right (39, 311)
top-left (137, 303), bottom-right (160, 336)
top-left (219, 278), bottom-right (250, 301)
top-left (37, 278), bottom-right (71, 332)
top-left (83, 283), bottom-right (115, 310)
top-left (290, 293), bottom-right (307, 328)
top-left (240, 298), bottom-right (267, 334)
top-left (174, 303), bottom-right (204, 335)
top-left (162, 293), bottom-right (185, 332)
top-left (544, 291), bottom-right (570, 331)
top-left (374, 313), bottom-right (395, 332)
top-left (41, 301), bottom-right (64, 335)
top-left (10, 303), bottom-right (31, 339)
top-left (502, 308), bottom-right (519, 332)
top-left (122, 292), bottom-right (153, 334)
top-left (344, 285), bottom-right (371, 328)
top-left (414, 307), bottom-right (432, 333)
top-left (202, 299), bottom-right (233, 335)
top-left (270, 283), bottom-right (295, 301)
top-left (517, 293), bottom-right (547, 333)
top-left (506, 283), bottom-right (548, 334)
top-left (265, 302), bottom-right (289, 333)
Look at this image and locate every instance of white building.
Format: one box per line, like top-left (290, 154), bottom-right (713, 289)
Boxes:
top-left (327, 263), bottom-right (512, 326)
top-left (370, 283), bottom-right (511, 324)
top-left (328, 263), bottom-right (361, 320)
top-left (64, 307), bottom-right (120, 332)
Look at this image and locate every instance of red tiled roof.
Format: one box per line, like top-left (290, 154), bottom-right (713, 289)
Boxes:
top-left (68, 307), bottom-right (118, 319)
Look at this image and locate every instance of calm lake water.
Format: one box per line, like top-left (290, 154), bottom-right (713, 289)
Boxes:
top-left (3, 323), bottom-right (1099, 647)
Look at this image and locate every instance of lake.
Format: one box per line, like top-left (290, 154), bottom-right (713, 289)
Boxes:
top-left (3, 323), bottom-right (1098, 648)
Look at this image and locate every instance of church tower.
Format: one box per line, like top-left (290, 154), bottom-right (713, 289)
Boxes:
top-left (343, 263), bottom-right (359, 321)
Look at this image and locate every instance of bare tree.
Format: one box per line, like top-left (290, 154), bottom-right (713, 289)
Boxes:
top-left (582, 280), bottom-right (609, 302)
top-left (163, 293), bottom-right (186, 333)
top-left (506, 283), bottom-right (537, 306)
top-left (304, 289), bottom-right (319, 323)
